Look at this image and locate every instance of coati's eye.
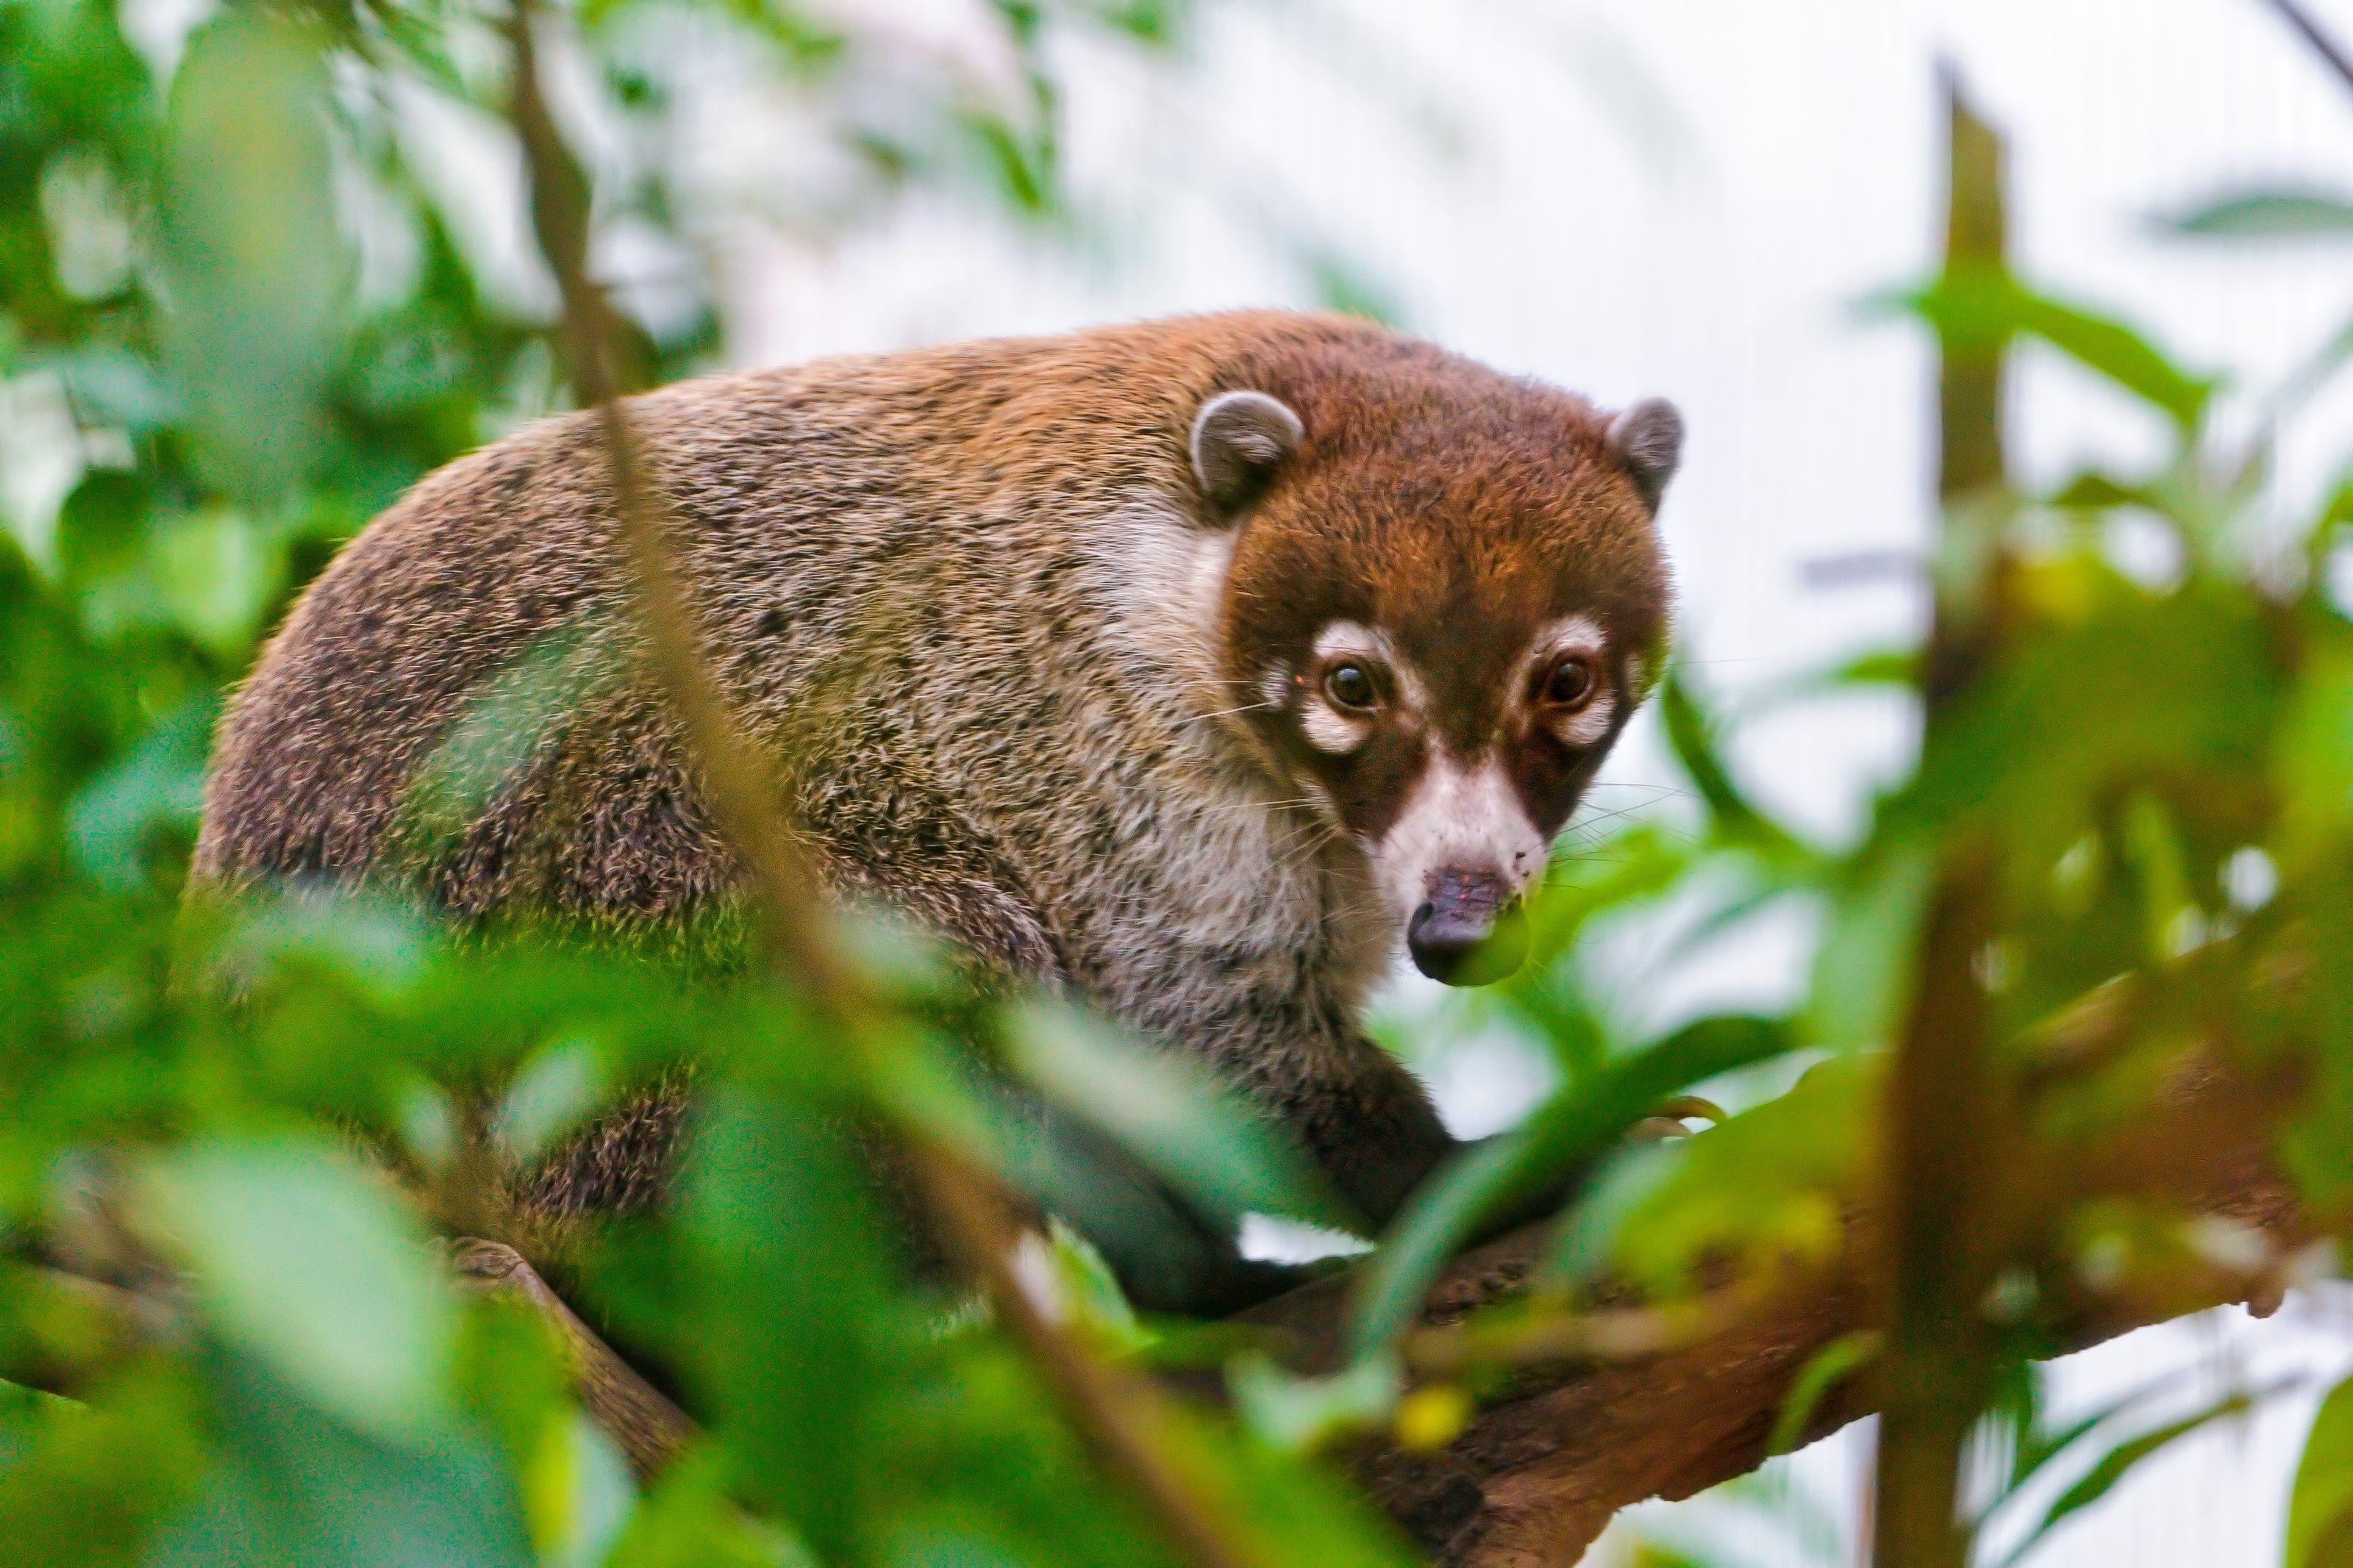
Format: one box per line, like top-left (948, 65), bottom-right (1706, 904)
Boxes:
top-left (1324, 662), bottom-right (1379, 712)
top-left (1542, 654), bottom-right (1598, 709)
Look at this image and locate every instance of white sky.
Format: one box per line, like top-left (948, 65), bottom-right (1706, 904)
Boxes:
top-left (707, 2), bottom-right (2353, 1561)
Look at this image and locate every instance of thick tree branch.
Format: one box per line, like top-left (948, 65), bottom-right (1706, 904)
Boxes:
top-left (1235, 1061), bottom-right (2313, 1567)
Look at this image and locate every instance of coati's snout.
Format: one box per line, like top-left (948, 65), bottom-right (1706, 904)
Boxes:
top-left (1196, 378), bottom-right (1685, 988)
top-left (1407, 868), bottom-right (1528, 986)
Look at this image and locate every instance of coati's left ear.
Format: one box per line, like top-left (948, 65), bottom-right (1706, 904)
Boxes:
top-left (1607, 397), bottom-right (1684, 512)
top-left (1191, 390), bottom-right (1303, 515)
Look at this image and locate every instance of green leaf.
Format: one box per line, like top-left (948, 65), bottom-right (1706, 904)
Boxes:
top-left (676, 1092), bottom-right (906, 1560)
top-left (1002, 998), bottom-right (1346, 1231)
top-left (148, 509), bottom-right (285, 658)
top-left (1997, 1383), bottom-right (2275, 1567)
top-left (64, 692), bottom-right (215, 889)
top-left (2289, 1374), bottom-right (2353, 1568)
top-left (1149, 1403), bottom-right (1421, 1568)
top-left (2158, 190), bottom-right (2353, 240)
top-left (493, 1034), bottom-right (609, 1164)
top-left (1605, 1053), bottom-right (1876, 1295)
top-left (1227, 1353), bottom-right (1399, 1453)
top-left (150, 1343), bottom-right (532, 1568)
top-left (1347, 1014), bottom-right (1796, 1358)
top-left (1768, 1331), bottom-right (1879, 1456)
top-left (154, 9), bottom-right (350, 501)
top-left (1898, 269), bottom-right (2215, 428)
top-left (1660, 670), bottom-right (1810, 860)
top-left (127, 1135), bottom-right (459, 1445)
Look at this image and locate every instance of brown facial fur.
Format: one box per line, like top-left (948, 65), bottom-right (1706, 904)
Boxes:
top-left (1214, 337), bottom-right (1668, 856)
top-left (193, 310), bottom-right (1674, 1302)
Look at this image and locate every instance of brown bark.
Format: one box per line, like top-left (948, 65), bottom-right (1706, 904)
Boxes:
top-left (1235, 1062), bottom-right (2311, 1567)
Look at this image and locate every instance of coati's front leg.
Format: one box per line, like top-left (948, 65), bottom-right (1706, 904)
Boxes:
top-left (1265, 1030), bottom-right (1460, 1235)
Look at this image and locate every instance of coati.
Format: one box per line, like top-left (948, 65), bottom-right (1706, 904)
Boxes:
top-left (193, 309), bottom-right (1680, 1314)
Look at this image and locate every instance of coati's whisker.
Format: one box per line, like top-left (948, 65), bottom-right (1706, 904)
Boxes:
top-left (1185, 699), bottom-right (1277, 722)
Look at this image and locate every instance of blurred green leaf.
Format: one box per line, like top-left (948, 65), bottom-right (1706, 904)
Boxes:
top-left (1660, 670), bottom-right (1811, 862)
top-left (1149, 1403), bottom-right (1420, 1568)
top-left (149, 1343), bottom-right (532, 1568)
top-left (1607, 1053), bottom-right (1876, 1295)
top-left (128, 1135), bottom-right (457, 1445)
top-left (605, 1450), bottom-right (813, 1568)
top-left (149, 509), bottom-right (285, 659)
top-left (493, 1034), bottom-right (609, 1164)
top-left (1349, 1014), bottom-right (1796, 1358)
top-left (2157, 189), bottom-right (2353, 240)
top-left (1768, 1331), bottom-right (1879, 1457)
top-left (2289, 1374), bottom-right (2353, 1568)
top-left (1227, 1352), bottom-right (1398, 1453)
top-left (1003, 998), bottom-right (1347, 1230)
top-left (1898, 268), bottom-right (2215, 428)
top-left (1995, 1382), bottom-right (2276, 1567)
top-left (65, 692), bottom-right (215, 889)
top-left (154, 9), bottom-right (350, 501)
top-left (676, 1091), bottom-right (904, 1561)
top-left (521, 1411), bottom-right (636, 1568)
top-left (0, 1363), bottom-right (210, 1568)
top-left (1804, 840), bottom-right (1932, 1053)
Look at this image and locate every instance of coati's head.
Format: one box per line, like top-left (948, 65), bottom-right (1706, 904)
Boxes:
top-left (1190, 342), bottom-right (1678, 987)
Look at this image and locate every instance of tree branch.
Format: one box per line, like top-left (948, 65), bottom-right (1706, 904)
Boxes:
top-left (1233, 1060), bottom-right (2313, 1567)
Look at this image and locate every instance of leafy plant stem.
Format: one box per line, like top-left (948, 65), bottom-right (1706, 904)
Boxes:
top-left (1870, 68), bottom-right (2015, 1568)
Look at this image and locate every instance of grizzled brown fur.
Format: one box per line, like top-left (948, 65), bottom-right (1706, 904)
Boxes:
top-left (196, 310), bottom-right (1672, 1310)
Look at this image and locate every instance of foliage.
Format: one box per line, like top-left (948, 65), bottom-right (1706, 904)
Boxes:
top-left (4, 1), bottom-right (2353, 1566)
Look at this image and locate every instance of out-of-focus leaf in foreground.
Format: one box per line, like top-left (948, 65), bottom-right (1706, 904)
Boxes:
top-left (1349, 1014), bottom-right (1798, 1359)
top-left (1004, 998), bottom-right (1349, 1231)
top-left (127, 1136), bottom-right (457, 1445)
top-left (1893, 268), bottom-right (2215, 428)
top-left (149, 1345), bottom-right (531, 1568)
top-left (2288, 1372), bottom-right (2353, 1568)
top-left (154, 9), bottom-right (349, 501)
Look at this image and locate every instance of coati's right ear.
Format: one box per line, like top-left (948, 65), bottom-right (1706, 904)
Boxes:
top-left (1190, 390), bottom-right (1303, 515)
top-left (1607, 397), bottom-right (1684, 513)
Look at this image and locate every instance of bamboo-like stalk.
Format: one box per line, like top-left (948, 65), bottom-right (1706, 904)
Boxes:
top-left (1868, 70), bottom-right (2013, 1568)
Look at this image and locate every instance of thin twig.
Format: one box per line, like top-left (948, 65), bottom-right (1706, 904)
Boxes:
top-left (1404, 1273), bottom-right (1779, 1375)
top-left (499, 10), bottom-right (1260, 1568)
top-left (2259, 0), bottom-right (2353, 99)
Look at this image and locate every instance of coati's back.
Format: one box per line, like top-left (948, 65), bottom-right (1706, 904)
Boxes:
top-left (196, 312), bottom-right (1341, 930)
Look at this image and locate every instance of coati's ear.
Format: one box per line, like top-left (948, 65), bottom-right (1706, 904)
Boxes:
top-left (1607, 397), bottom-right (1684, 512)
top-left (1190, 390), bottom-right (1303, 515)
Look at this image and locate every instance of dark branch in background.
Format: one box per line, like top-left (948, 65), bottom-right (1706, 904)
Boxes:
top-left (1869, 69), bottom-right (2013, 1568)
top-left (2259, 0), bottom-right (2353, 99)
top-left (497, 9), bottom-right (1263, 1567)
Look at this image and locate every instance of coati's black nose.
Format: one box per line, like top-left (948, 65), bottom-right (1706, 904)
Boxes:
top-left (1407, 870), bottom-right (1529, 986)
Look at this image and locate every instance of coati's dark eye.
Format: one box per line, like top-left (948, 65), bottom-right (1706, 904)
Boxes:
top-left (1324, 662), bottom-right (1379, 711)
top-left (1543, 655), bottom-right (1597, 708)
